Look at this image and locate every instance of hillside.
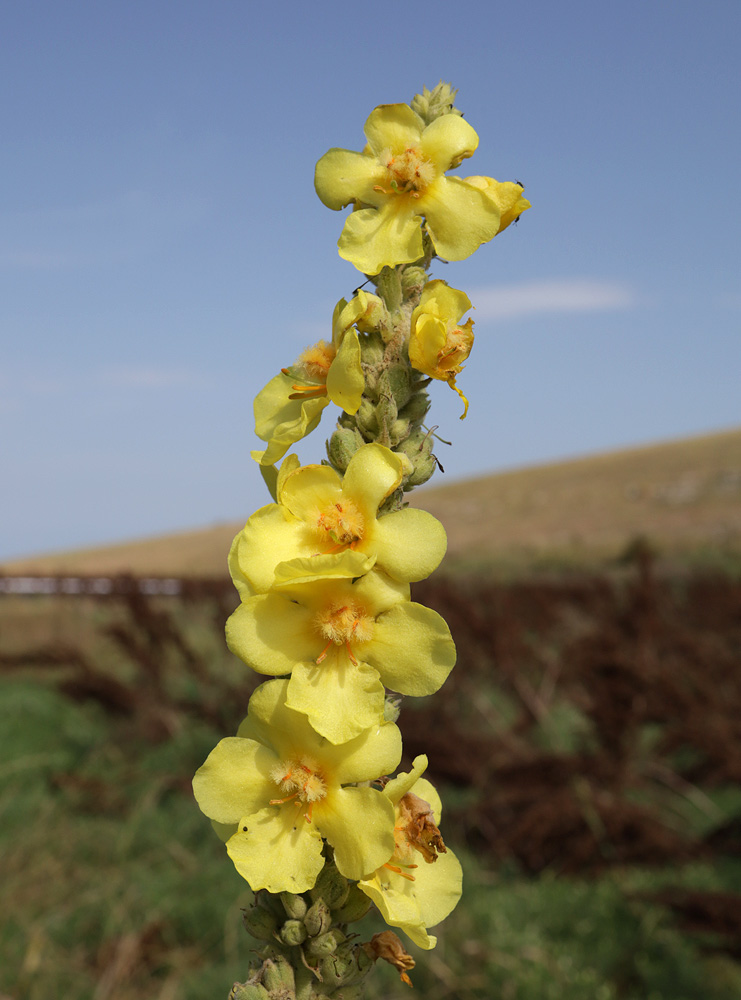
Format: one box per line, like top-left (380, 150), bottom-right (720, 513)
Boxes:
top-left (4, 427), bottom-right (741, 577)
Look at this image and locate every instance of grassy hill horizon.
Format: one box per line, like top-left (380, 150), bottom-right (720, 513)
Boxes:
top-left (5, 426), bottom-right (741, 577)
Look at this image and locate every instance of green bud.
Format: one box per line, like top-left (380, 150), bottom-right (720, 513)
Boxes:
top-left (397, 428), bottom-right (437, 488)
top-left (242, 905), bottom-right (280, 942)
top-left (333, 884), bottom-right (372, 924)
top-left (400, 265), bottom-right (428, 303)
top-left (280, 892), bottom-right (307, 921)
top-left (359, 330), bottom-right (385, 367)
top-left (305, 928), bottom-right (342, 959)
top-left (326, 425), bottom-right (363, 472)
top-left (411, 81), bottom-right (463, 125)
top-left (280, 918), bottom-right (308, 946)
top-left (304, 898), bottom-right (332, 937)
top-left (229, 983), bottom-right (270, 1000)
top-left (398, 387), bottom-right (431, 425)
top-left (353, 398), bottom-right (379, 438)
top-left (261, 955), bottom-right (297, 995)
top-left (310, 863), bottom-right (350, 909)
top-left (384, 363), bottom-right (413, 410)
top-left (388, 417), bottom-right (411, 446)
top-left (319, 942), bottom-right (373, 988)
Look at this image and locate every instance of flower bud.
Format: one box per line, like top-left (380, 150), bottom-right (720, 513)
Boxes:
top-left (326, 425), bottom-right (363, 472)
top-left (261, 955), bottom-right (296, 994)
top-left (359, 330), bottom-right (385, 366)
top-left (310, 863), bottom-right (350, 909)
top-left (332, 884), bottom-right (372, 924)
top-left (320, 942), bottom-right (373, 988)
top-left (279, 918), bottom-right (307, 946)
top-left (242, 905), bottom-right (279, 942)
top-left (305, 928), bottom-right (342, 959)
top-left (353, 398), bottom-right (379, 438)
top-left (280, 891), bottom-right (307, 921)
top-left (401, 266), bottom-right (428, 302)
top-left (304, 898), bottom-right (332, 937)
top-left (383, 363), bottom-right (413, 410)
top-left (398, 387), bottom-right (431, 424)
top-left (228, 983), bottom-right (270, 1000)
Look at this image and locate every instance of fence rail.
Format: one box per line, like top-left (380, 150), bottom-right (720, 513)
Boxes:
top-left (0, 574), bottom-right (233, 598)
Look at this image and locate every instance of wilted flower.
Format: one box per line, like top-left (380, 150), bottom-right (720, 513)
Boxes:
top-left (359, 756), bottom-right (462, 949)
top-left (409, 279), bottom-right (474, 417)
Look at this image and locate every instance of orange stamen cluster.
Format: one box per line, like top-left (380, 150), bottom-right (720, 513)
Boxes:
top-left (269, 754), bottom-right (327, 823)
top-left (374, 146), bottom-right (435, 198)
top-left (315, 498), bottom-right (365, 549)
top-left (314, 600), bottom-right (375, 666)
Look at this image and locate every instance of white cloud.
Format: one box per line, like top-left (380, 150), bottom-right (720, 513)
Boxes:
top-left (468, 279), bottom-right (635, 321)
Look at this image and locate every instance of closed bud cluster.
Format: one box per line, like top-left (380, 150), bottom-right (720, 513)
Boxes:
top-left (410, 81), bottom-right (463, 125)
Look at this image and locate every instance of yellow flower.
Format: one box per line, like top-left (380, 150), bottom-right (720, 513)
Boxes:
top-left (229, 443), bottom-right (447, 599)
top-left (226, 555), bottom-right (456, 745)
top-left (315, 103), bottom-right (503, 275)
top-left (463, 176), bottom-right (531, 231)
top-left (409, 280), bottom-right (474, 418)
top-left (358, 756), bottom-right (462, 949)
top-left (252, 292), bottom-right (383, 468)
top-left (192, 678), bottom-right (401, 893)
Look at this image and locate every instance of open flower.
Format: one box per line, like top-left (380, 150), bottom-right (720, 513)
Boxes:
top-left (252, 292), bottom-right (383, 468)
top-left (226, 555), bottom-right (456, 744)
top-left (192, 678), bottom-right (401, 893)
top-left (315, 103), bottom-right (503, 275)
top-left (358, 756), bottom-right (462, 949)
top-left (409, 280), bottom-right (474, 418)
top-left (230, 443), bottom-right (447, 598)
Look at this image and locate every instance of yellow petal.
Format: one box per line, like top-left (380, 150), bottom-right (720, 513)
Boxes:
top-left (420, 176), bottom-right (501, 261)
top-left (419, 114), bottom-right (479, 172)
top-left (192, 738), bottom-right (276, 825)
top-left (227, 805), bottom-right (325, 893)
top-left (363, 103), bottom-right (424, 157)
top-left (338, 202), bottom-right (424, 276)
top-left (464, 176), bottom-right (531, 231)
top-left (314, 148), bottom-right (386, 210)
top-left (373, 509), bottom-right (447, 583)
top-left (225, 595), bottom-right (316, 675)
top-left (369, 603), bottom-right (456, 696)
top-left (314, 786), bottom-right (396, 880)
top-left (286, 657), bottom-right (386, 744)
top-left (326, 328), bottom-right (364, 413)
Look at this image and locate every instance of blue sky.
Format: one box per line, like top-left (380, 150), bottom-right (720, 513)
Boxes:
top-left (2, 0), bottom-right (739, 560)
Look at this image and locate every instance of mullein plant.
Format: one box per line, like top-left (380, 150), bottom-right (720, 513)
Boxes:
top-left (193, 82), bottom-right (530, 999)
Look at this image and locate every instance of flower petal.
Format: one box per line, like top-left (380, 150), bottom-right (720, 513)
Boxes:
top-left (286, 656), bottom-right (386, 745)
top-left (314, 148), bottom-right (386, 210)
top-left (358, 871), bottom-right (436, 950)
top-left (383, 755), bottom-right (428, 806)
top-left (229, 506), bottom-right (306, 595)
top-left (463, 176), bottom-right (531, 231)
top-left (326, 328), bottom-right (364, 413)
top-left (237, 678), bottom-right (331, 761)
top-left (369, 603), bottom-right (456, 696)
top-left (342, 443), bottom-right (403, 521)
top-left (227, 804), bottom-right (325, 893)
top-left (419, 114), bottom-right (479, 172)
top-left (225, 595), bottom-right (316, 675)
top-left (409, 845), bottom-right (463, 930)
top-left (420, 176), bottom-right (501, 261)
top-left (372, 508), bottom-right (447, 583)
top-left (363, 103), bottom-right (424, 157)
top-left (279, 463), bottom-right (342, 518)
top-left (314, 786), bottom-right (396, 879)
top-left (338, 203), bottom-right (424, 276)
top-left (192, 737), bottom-right (277, 825)
top-left (253, 372), bottom-right (328, 466)
top-left (321, 718), bottom-right (402, 785)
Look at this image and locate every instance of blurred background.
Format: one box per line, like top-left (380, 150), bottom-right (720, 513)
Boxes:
top-left (2, 2), bottom-right (741, 998)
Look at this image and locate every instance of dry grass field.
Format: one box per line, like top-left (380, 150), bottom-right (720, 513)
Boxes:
top-left (5, 427), bottom-right (741, 578)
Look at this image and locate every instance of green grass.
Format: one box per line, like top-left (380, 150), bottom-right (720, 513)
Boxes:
top-left (3, 677), bottom-right (741, 1000)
